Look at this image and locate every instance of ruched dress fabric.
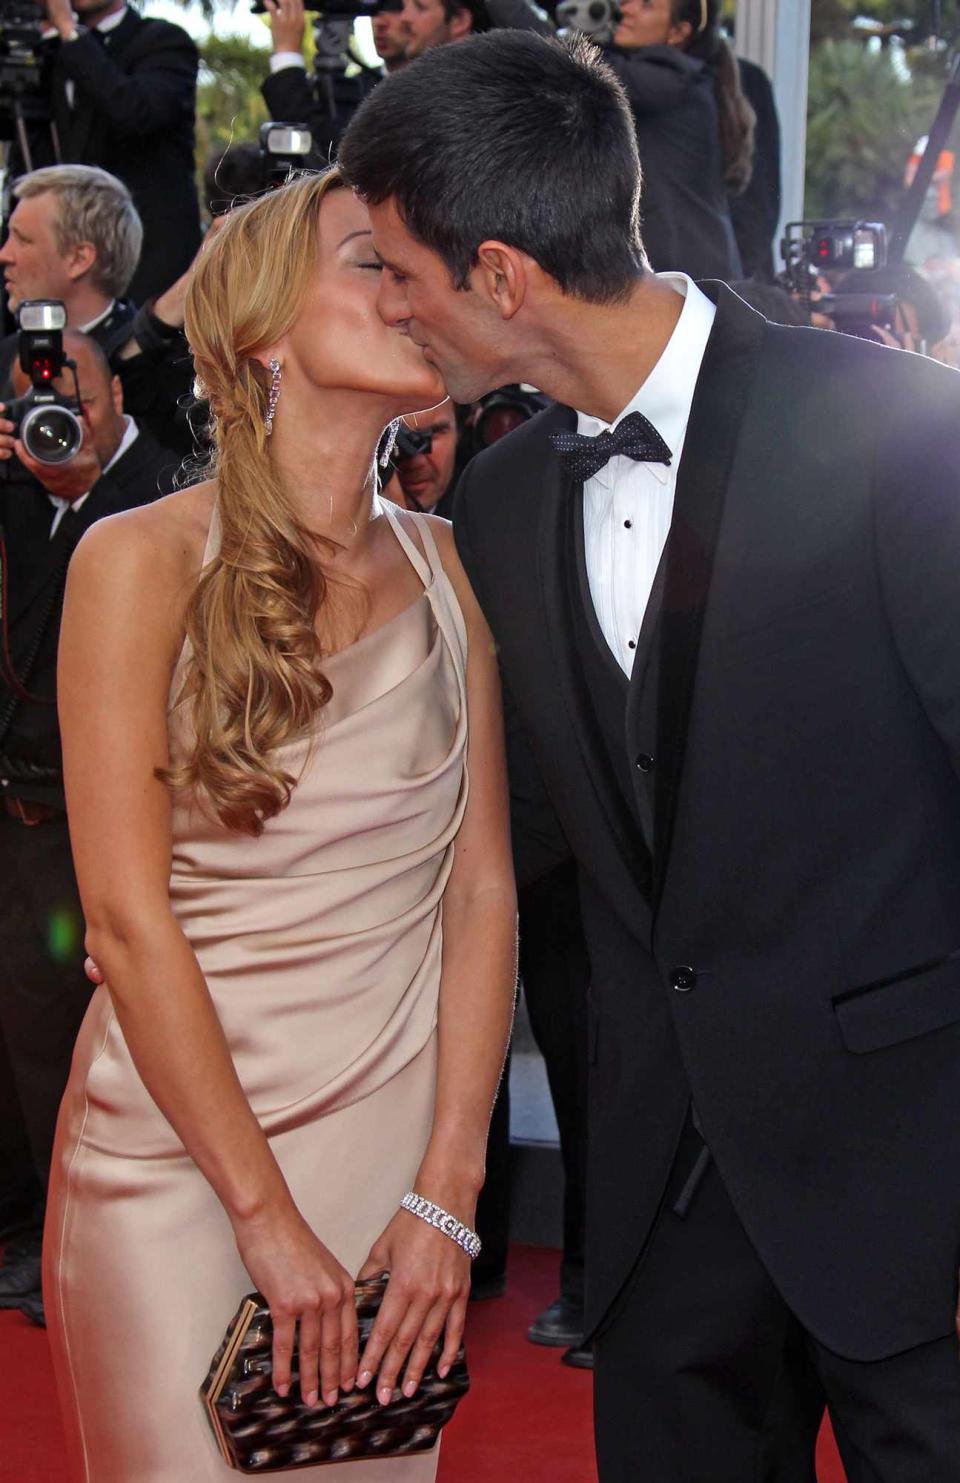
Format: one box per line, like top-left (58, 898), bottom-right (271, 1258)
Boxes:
top-left (43, 503), bottom-right (469, 1483)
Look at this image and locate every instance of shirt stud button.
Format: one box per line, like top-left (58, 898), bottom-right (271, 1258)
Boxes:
top-left (628, 639), bottom-right (636, 650)
top-left (624, 519), bottom-right (632, 529)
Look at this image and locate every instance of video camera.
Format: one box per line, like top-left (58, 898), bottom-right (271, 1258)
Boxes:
top-left (555, 0), bottom-right (620, 45)
top-left (6, 300), bottom-right (83, 464)
top-left (0, 0), bottom-right (54, 169)
top-left (780, 220), bottom-right (898, 337)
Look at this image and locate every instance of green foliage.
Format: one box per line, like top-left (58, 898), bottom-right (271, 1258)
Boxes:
top-left (812, 0), bottom-right (960, 44)
top-left (196, 31), bottom-right (272, 170)
top-left (805, 39), bottom-right (947, 219)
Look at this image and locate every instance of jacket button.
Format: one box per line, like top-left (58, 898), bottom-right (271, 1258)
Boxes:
top-left (671, 966), bottom-right (697, 993)
top-left (636, 753), bottom-right (655, 772)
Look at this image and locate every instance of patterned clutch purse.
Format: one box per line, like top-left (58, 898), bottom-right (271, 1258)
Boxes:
top-left (200, 1275), bottom-right (470, 1472)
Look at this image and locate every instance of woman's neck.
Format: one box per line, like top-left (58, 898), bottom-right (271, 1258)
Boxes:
top-left (269, 393), bottom-right (395, 553)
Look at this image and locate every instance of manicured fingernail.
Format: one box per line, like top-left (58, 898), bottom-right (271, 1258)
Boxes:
top-left (357, 1370), bottom-right (372, 1387)
top-left (276, 1384), bottom-right (289, 1397)
top-left (342, 1376), bottom-right (355, 1393)
top-left (438, 1364), bottom-right (450, 1379)
top-left (305, 1389), bottom-right (318, 1407)
top-left (378, 1385), bottom-right (392, 1406)
top-left (403, 1380), bottom-right (417, 1398)
top-left (324, 1389), bottom-right (338, 1407)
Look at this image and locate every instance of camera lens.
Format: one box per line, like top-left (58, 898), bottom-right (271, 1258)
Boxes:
top-left (21, 405), bottom-right (83, 465)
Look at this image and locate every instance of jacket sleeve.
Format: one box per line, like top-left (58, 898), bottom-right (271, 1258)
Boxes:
top-left (57, 22), bottom-right (197, 137)
top-left (453, 459), bottom-right (571, 888)
top-left (873, 357), bottom-right (960, 778)
top-left (600, 45), bottom-right (698, 117)
top-left (261, 67), bottom-right (339, 162)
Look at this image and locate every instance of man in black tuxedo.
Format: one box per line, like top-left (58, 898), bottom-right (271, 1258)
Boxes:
top-left (0, 331), bottom-right (171, 1325)
top-left (22, 0), bottom-right (200, 302)
top-left (340, 31), bottom-right (960, 1480)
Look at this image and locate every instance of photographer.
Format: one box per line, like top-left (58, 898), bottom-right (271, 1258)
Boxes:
top-left (8, 0), bottom-right (201, 303)
top-left (0, 165), bottom-right (140, 371)
top-left (391, 397), bottom-right (460, 515)
top-left (601, 0), bottom-right (746, 279)
top-left (261, 0), bottom-right (383, 164)
top-left (0, 328), bottom-right (171, 1326)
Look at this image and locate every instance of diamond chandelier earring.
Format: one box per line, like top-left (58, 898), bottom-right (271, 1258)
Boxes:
top-left (264, 358), bottom-right (282, 437)
top-left (379, 418), bottom-right (401, 468)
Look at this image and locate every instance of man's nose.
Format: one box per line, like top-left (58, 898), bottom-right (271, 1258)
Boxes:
top-left (377, 275), bottom-right (408, 330)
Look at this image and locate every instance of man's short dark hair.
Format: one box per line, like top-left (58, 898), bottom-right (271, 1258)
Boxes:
top-left (338, 31), bottom-right (647, 304)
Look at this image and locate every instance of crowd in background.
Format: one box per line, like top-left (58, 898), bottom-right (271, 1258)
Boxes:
top-left (1, 0), bottom-right (960, 1366)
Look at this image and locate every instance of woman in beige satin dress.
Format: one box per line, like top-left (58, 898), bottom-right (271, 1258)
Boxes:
top-left (44, 170), bottom-right (517, 1482)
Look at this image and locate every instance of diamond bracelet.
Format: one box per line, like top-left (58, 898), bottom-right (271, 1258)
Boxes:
top-left (400, 1191), bottom-right (482, 1261)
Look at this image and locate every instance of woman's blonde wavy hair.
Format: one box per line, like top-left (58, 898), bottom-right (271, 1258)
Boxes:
top-left (166, 169), bottom-right (350, 836)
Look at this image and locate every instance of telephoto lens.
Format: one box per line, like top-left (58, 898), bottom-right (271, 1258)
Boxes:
top-left (20, 403), bottom-right (83, 464)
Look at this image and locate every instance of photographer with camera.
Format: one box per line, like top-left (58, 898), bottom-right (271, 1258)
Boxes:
top-left (0, 321), bottom-right (171, 1325)
top-left (6, 0), bottom-right (202, 303)
top-left (390, 397), bottom-right (460, 515)
top-left (261, 0), bottom-right (385, 165)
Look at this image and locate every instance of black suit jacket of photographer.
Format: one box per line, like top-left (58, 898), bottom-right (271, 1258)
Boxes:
top-left (262, 62), bottom-right (382, 168)
top-left (0, 424), bottom-right (172, 806)
top-left (453, 283), bottom-right (960, 1362)
top-left (602, 44), bottom-right (741, 281)
top-left (19, 10), bottom-right (201, 303)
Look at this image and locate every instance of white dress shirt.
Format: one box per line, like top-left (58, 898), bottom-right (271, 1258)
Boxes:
top-left (578, 273), bottom-right (716, 678)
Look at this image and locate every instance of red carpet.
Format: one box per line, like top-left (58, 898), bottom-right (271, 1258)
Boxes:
top-left (0, 1244), bottom-right (845, 1481)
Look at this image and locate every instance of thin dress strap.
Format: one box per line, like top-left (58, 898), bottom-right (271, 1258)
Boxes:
top-left (380, 499), bottom-right (434, 588)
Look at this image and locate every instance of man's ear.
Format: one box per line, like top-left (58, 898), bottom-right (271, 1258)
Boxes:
top-left (448, 5), bottom-right (474, 40)
top-left (64, 239), bottom-right (97, 284)
top-left (110, 373), bottom-right (124, 419)
top-left (474, 241), bottom-right (528, 320)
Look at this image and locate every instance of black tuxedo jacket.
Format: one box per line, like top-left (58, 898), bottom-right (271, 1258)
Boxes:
top-left (601, 45), bottom-right (741, 281)
top-left (24, 12), bottom-right (201, 302)
top-left (454, 284), bottom-right (960, 1361)
top-left (0, 425), bottom-right (172, 804)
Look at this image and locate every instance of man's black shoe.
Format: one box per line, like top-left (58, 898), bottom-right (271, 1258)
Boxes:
top-left (16, 1290), bottom-right (45, 1328)
top-left (527, 1295), bottom-right (584, 1347)
top-left (561, 1341), bottom-right (594, 1370)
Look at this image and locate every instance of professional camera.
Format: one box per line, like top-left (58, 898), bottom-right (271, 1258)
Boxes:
top-left (556, 0), bottom-right (620, 44)
top-left (259, 122), bottom-right (314, 190)
top-left (462, 385), bottom-right (550, 461)
top-left (250, 0), bottom-right (401, 16)
top-left (780, 219), bottom-right (897, 336)
top-left (0, 0), bottom-right (52, 165)
top-left (5, 301), bottom-right (83, 464)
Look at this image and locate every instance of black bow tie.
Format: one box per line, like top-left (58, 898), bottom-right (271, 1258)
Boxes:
top-left (550, 410), bottom-right (672, 483)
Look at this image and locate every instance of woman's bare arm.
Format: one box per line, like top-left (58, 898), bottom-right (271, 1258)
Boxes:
top-left (59, 496), bottom-right (358, 1407)
top-left (357, 512), bottom-right (517, 1400)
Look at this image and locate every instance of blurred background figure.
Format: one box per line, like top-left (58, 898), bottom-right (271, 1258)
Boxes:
top-left (904, 138), bottom-right (960, 269)
top-left (11, 0), bottom-right (201, 303)
top-left (729, 55), bottom-right (781, 281)
top-left (0, 330), bottom-right (172, 1327)
top-left (392, 398), bottom-right (461, 516)
top-left (602, 0), bottom-right (752, 280)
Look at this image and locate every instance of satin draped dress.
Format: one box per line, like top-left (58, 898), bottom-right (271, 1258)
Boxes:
top-left (43, 503), bottom-right (469, 1482)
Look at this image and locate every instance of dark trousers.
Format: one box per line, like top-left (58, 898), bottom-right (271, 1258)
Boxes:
top-left (518, 862), bottom-right (590, 1306)
top-left (0, 816), bottom-right (90, 1219)
top-left (594, 1115), bottom-right (960, 1482)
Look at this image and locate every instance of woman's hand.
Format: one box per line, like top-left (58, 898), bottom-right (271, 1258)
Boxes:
top-left (355, 1202), bottom-right (472, 1405)
top-left (233, 1204), bottom-right (359, 1409)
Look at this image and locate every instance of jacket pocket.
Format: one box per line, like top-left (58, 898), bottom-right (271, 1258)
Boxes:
top-left (833, 950), bottom-right (960, 1054)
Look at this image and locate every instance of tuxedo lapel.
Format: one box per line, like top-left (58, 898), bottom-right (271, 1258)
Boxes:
top-left (536, 404), bottom-right (652, 908)
top-left (652, 283), bottom-right (766, 907)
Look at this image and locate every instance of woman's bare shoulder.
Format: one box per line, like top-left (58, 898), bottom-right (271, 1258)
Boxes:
top-left (72, 481), bottom-right (217, 583)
